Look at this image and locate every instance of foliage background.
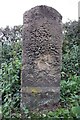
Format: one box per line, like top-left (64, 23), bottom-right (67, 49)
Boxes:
top-left (0, 21), bottom-right (80, 119)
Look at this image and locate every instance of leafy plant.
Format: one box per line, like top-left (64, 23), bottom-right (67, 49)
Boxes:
top-left (0, 20), bottom-right (80, 119)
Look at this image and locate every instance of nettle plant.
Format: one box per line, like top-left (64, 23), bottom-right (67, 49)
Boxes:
top-left (1, 26), bottom-right (22, 118)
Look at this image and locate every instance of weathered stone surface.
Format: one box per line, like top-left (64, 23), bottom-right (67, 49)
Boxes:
top-left (21, 5), bottom-right (62, 112)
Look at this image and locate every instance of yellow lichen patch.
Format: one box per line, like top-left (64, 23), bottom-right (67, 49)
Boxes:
top-left (31, 88), bottom-right (40, 94)
top-left (22, 87), bottom-right (41, 94)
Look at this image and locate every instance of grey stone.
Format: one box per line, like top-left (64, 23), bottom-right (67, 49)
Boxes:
top-left (21, 5), bottom-right (62, 112)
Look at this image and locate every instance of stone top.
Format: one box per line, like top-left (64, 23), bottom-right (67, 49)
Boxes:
top-left (23, 5), bottom-right (62, 24)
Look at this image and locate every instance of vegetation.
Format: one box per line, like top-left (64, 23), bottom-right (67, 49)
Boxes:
top-left (0, 21), bottom-right (80, 119)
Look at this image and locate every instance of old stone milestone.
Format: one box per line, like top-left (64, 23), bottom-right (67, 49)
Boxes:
top-left (21, 5), bottom-right (62, 112)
